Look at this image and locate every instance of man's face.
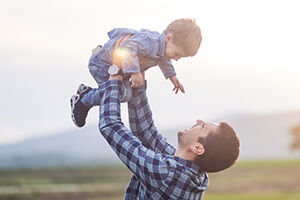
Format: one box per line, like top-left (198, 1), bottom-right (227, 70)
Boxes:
top-left (177, 120), bottom-right (219, 150)
top-left (165, 35), bottom-right (186, 61)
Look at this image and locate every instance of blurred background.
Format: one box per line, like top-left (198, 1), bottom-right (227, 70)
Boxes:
top-left (1, 0), bottom-right (300, 199)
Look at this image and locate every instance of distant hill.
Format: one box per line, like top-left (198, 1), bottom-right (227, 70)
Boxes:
top-left (0, 125), bottom-right (120, 168)
top-left (220, 111), bottom-right (300, 160)
top-left (0, 111), bottom-right (299, 168)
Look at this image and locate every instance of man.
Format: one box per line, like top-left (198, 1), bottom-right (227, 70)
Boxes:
top-left (72, 73), bottom-right (240, 199)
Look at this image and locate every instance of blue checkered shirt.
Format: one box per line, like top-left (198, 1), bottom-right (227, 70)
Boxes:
top-left (98, 80), bottom-right (209, 200)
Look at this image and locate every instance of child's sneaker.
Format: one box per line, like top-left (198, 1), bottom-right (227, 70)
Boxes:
top-left (76, 83), bottom-right (92, 95)
top-left (70, 84), bottom-right (92, 128)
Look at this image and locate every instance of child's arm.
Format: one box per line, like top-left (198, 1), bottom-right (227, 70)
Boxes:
top-left (158, 60), bottom-right (185, 94)
top-left (114, 36), bottom-right (144, 88)
top-left (130, 72), bottom-right (144, 88)
top-left (158, 60), bottom-right (176, 79)
top-left (170, 75), bottom-right (185, 94)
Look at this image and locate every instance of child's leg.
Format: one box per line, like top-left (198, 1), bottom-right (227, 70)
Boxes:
top-left (80, 65), bottom-right (110, 107)
top-left (80, 87), bottom-right (102, 107)
top-left (89, 65), bottom-right (110, 86)
top-left (70, 62), bottom-right (109, 128)
top-left (82, 66), bottom-right (133, 107)
top-left (81, 79), bottom-right (132, 107)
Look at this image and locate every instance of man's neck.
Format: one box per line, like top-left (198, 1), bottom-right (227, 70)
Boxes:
top-left (174, 149), bottom-right (195, 161)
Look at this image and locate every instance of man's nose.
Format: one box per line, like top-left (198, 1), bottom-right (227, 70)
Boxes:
top-left (197, 120), bottom-right (205, 125)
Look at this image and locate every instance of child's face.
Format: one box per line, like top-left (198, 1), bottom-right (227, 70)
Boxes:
top-left (165, 34), bottom-right (186, 61)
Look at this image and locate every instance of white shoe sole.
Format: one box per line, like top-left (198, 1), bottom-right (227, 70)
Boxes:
top-left (70, 94), bottom-right (81, 128)
top-left (77, 84), bottom-right (91, 95)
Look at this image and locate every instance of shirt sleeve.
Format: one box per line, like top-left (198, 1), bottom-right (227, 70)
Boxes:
top-left (158, 60), bottom-right (177, 79)
top-left (98, 80), bottom-right (169, 188)
top-left (127, 81), bottom-right (176, 155)
top-left (120, 41), bottom-right (140, 74)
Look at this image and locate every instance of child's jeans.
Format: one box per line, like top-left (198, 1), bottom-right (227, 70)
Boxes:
top-left (81, 46), bottom-right (132, 107)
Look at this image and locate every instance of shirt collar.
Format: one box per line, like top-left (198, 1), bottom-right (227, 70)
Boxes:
top-left (157, 31), bottom-right (166, 59)
top-left (173, 156), bottom-right (203, 174)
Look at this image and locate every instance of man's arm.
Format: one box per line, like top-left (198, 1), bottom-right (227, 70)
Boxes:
top-left (98, 80), bottom-right (169, 188)
top-left (127, 81), bottom-right (176, 155)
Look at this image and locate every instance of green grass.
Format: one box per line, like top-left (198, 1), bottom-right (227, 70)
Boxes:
top-left (0, 160), bottom-right (299, 200)
top-left (205, 193), bottom-right (300, 200)
top-left (234, 159), bottom-right (300, 168)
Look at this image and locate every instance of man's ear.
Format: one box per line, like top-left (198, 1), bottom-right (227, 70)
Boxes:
top-left (190, 143), bottom-right (205, 156)
top-left (165, 33), bottom-right (173, 42)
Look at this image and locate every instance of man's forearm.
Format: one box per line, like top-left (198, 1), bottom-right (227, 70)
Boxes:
top-left (128, 82), bottom-right (175, 155)
top-left (98, 79), bottom-right (169, 188)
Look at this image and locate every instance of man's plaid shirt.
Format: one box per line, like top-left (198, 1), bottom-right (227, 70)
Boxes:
top-left (97, 80), bottom-right (209, 199)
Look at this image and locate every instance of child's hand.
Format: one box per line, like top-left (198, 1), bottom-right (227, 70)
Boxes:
top-left (131, 72), bottom-right (144, 88)
top-left (170, 76), bottom-right (185, 94)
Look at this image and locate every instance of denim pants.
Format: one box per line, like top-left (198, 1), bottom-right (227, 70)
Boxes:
top-left (81, 47), bottom-right (131, 107)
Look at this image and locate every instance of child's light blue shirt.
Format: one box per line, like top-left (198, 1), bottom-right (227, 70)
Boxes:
top-left (89, 28), bottom-right (176, 80)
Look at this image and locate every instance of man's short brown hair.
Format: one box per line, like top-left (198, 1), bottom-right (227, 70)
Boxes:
top-left (194, 122), bottom-right (240, 173)
top-left (166, 18), bottom-right (202, 57)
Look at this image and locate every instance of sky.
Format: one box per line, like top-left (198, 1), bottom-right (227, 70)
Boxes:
top-left (1, 0), bottom-right (300, 145)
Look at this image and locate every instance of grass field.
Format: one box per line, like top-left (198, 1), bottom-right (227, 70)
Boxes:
top-left (0, 160), bottom-right (299, 200)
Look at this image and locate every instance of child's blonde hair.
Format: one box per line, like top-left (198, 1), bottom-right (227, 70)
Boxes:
top-left (166, 18), bottom-right (202, 56)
